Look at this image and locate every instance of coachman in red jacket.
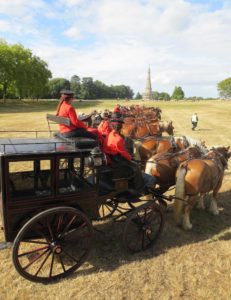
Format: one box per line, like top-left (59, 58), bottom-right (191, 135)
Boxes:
top-left (97, 112), bottom-right (111, 137)
top-left (102, 113), bottom-right (146, 192)
top-left (56, 90), bottom-right (100, 140)
top-left (113, 104), bottom-right (121, 113)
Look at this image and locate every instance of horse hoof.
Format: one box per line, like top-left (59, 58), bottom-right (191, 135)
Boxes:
top-left (210, 209), bottom-right (219, 215)
top-left (182, 220), bottom-right (192, 230)
top-left (183, 224), bottom-right (192, 231)
top-left (196, 204), bottom-right (205, 210)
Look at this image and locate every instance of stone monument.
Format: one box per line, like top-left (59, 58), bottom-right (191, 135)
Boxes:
top-left (142, 66), bottom-right (153, 100)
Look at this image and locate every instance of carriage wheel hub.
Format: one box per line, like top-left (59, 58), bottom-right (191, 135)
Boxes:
top-left (50, 242), bottom-right (62, 254)
top-left (142, 225), bottom-right (152, 235)
top-left (54, 245), bottom-right (62, 254)
top-left (145, 228), bottom-right (152, 235)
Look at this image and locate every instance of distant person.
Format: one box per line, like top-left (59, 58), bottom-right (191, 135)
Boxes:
top-left (191, 113), bottom-right (198, 130)
top-left (56, 90), bottom-right (98, 140)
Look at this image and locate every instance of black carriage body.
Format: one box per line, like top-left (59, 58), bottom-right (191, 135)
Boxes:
top-left (0, 138), bottom-right (102, 242)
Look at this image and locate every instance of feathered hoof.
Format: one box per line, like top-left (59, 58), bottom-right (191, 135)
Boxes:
top-left (209, 207), bottom-right (219, 215)
top-left (196, 204), bottom-right (205, 210)
top-left (182, 217), bottom-right (192, 230)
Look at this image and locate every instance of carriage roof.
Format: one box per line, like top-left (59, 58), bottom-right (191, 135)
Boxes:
top-left (0, 137), bottom-right (94, 157)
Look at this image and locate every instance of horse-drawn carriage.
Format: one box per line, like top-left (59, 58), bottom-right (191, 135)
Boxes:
top-left (0, 131), bottom-right (165, 283)
top-left (1, 110), bottom-right (229, 283)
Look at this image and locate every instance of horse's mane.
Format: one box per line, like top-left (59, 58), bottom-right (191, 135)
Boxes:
top-left (212, 145), bottom-right (224, 149)
top-left (180, 135), bottom-right (208, 154)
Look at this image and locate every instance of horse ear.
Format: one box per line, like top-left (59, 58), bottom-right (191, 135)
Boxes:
top-left (227, 146), bottom-right (230, 151)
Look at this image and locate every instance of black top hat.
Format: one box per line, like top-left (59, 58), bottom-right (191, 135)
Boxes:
top-left (110, 112), bottom-right (124, 123)
top-left (111, 112), bottom-right (122, 119)
top-left (103, 112), bottom-right (109, 118)
top-left (60, 89), bottom-right (74, 95)
top-left (110, 118), bottom-right (124, 124)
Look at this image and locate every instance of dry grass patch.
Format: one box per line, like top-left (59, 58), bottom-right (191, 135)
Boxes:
top-left (0, 100), bottom-right (231, 300)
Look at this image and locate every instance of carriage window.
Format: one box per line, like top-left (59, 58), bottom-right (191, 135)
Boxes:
top-left (59, 159), bottom-right (69, 170)
top-left (58, 157), bottom-right (91, 194)
top-left (40, 160), bottom-right (51, 170)
top-left (8, 159), bottom-right (52, 199)
top-left (9, 161), bottom-right (33, 173)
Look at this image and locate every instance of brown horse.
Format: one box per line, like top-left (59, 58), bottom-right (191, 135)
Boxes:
top-left (159, 121), bottom-right (174, 136)
top-left (144, 146), bottom-right (203, 194)
top-left (135, 135), bottom-right (207, 163)
top-left (173, 146), bottom-right (231, 230)
top-left (121, 120), bottom-right (160, 138)
top-left (134, 136), bottom-right (190, 163)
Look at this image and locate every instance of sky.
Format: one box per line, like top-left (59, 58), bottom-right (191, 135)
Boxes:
top-left (0, 0), bottom-right (231, 97)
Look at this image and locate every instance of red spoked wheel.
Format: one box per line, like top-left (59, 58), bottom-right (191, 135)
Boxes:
top-left (123, 202), bottom-right (164, 253)
top-left (12, 207), bottom-right (93, 283)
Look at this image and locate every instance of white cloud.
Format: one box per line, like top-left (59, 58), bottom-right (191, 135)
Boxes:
top-left (0, 20), bottom-right (12, 32)
top-left (58, 0), bottom-right (85, 7)
top-left (64, 27), bottom-right (83, 39)
top-left (1, 0), bottom-right (231, 97)
top-left (0, 0), bottom-right (47, 16)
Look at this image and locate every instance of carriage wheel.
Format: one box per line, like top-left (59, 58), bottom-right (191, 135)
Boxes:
top-left (12, 207), bottom-right (93, 283)
top-left (123, 202), bottom-right (164, 253)
top-left (98, 198), bottom-right (118, 220)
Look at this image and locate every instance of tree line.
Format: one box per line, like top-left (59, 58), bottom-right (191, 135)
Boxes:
top-left (135, 86), bottom-right (185, 100)
top-left (48, 76), bottom-right (134, 100)
top-left (0, 40), bottom-right (134, 100)
top-left (1, 40), bottom-right (231, 100)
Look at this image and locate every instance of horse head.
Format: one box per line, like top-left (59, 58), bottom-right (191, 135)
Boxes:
top-left (208, 146), bottom-right (230, 168)
top-left (167, 121), bottom-right (174, 136)
top-left (187, 145), bottom-right (203, 158)
top-left (91, 112), bottom-right (103, 128)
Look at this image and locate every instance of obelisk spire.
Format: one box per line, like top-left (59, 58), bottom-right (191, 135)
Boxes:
top-left (142, 65), bottom-right (153, 100)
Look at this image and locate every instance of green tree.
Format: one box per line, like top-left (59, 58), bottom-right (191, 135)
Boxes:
top-left (81, 77), bottom-right (96, 99)
top-left (0, 41), bottom-right (15, 99)
top-left (48, 78), bottom-right (70, 98)
top-left (0, 40), bottom-right (52, 100)
top-left (13, 45), bottom-right (51, 99)
top-left (135, 92), bottom-right (142, 99)
top-left (171, 86), bottom-right (185, 100)
top-left (152, 91), bottom-right (159, 100)
top-left (29, 56), bottom-right (52, 99)
top-left (111, 85), bottom-right (134, 99)
top-left (94, 80), bottom-right (109, 99)
top-left (70, 75), bottom-right (81, 98)
top-left (217, 77), bottom-right (231, 99)
top-left (159, 92), bottom-right (170, 101)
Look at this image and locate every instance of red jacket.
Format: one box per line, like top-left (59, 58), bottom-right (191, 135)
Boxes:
top-left (103, 130), bottom-right (132, 161)
top-left (98, 120), bottom-right (111, 136)
top-left (58, 101), bottom-right (87, 133)
top-left (114, 106), bottom-right (121, 113)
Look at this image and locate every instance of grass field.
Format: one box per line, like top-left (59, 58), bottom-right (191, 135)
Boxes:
top-left (0, 100), bottom-right (231, 300)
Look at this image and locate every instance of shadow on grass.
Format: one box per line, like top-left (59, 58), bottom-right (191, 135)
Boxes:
top-left (0, 100), bottom-right (105, 114)
top-left (67, 189), bottom-right (231, 281)
top-left (196, 128), bottom-right (212, 131)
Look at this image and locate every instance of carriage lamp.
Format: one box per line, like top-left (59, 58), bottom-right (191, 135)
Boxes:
top-left (89, 147), bottom-right (107, 167)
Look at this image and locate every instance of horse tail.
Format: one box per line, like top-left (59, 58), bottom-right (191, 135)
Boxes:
top-left (174, 164), bottom-right (187, 225)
